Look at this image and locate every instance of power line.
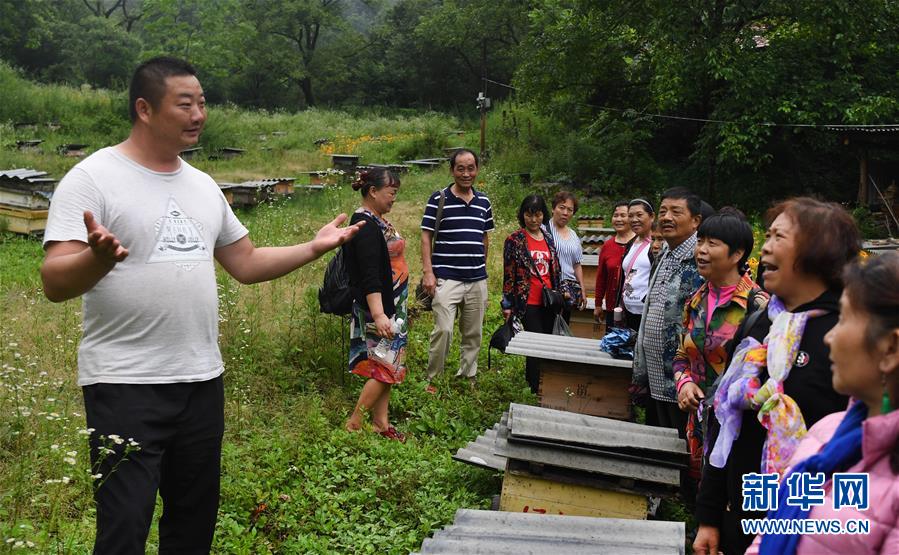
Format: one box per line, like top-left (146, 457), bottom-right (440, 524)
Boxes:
top-left (483, 77), bottom-right (899, 130)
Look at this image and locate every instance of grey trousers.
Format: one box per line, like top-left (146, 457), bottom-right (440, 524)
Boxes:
top-left (426, 278), bottom-right (488, 379)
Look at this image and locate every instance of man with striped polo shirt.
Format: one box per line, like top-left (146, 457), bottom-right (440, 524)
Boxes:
top-left (420, 149), bottom-right (494, 391)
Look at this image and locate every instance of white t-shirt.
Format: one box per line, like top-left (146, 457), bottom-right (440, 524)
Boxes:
top-left (620, 239), bottom-right (652, 315)
top-left (44, 147), bottom-right (248, 386)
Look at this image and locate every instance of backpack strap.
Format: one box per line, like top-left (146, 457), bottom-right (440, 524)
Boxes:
top-left (430, 188), bottom-right (447, 249)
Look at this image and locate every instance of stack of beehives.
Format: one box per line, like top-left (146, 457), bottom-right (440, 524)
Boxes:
top-left (454, 403), bottom-right (687, 520)
top-left (0, 169), bottom-right (57, 235)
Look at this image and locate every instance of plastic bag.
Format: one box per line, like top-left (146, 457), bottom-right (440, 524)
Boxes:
top-left (552, 314), bottom-right (572, 336)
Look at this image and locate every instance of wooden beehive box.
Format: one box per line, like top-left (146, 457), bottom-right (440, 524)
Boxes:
top-left (577, 215), bottom-right (606, 229)
top-left (493, 404), bottom-right (686, 521)
top-left (331, 154), bottom-right (359, 171)
top-left (506, 331), bottom-right (632, 420)
top-left (0, 205), bottom-right (48, 235)
top-left (581, 254), bottom-right (598, 298)
top-left (568, 299), bottom-right (605, 340)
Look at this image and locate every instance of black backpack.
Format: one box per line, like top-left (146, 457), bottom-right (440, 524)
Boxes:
top-left (318, 247), bottom-right (353, 316)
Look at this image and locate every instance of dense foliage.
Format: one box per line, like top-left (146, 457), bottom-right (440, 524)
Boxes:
top-left (2, 0), bottom-right (897, 206)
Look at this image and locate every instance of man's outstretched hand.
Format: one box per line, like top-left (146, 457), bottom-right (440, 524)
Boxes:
top-left (312, 214), bottom-right (365, 256)
top-left (84, 211), bottom-right (128, 264)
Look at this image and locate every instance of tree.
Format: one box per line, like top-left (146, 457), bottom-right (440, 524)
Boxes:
top-left (514, 0), bottom-right (899, 204)
top-left (243, 0), bottom-right (349, 108)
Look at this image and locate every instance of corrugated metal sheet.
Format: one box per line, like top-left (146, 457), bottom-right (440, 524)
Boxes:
top-left (508, 404), bottom-right (685, 457)
top-left (580, 233), bottom-right (614, 244)
top-left (0, 168), bottom-right (50, 181)
top-left (452, 423), bottom-right (507, 471)
top-left (0, 169), bottom-right (57, 193)
top-left (505, 331), bottom-right (632, 368)
top-left (580, 254), bottom-right (598, 267)
top-left (239, 177), bottom-right (295, 188)
top-left (863, 239), bottom-right (899, 253)
top-left (412, 509), bottom-right (685, 554)
top-left (494, 423), bottom-right (679, 487)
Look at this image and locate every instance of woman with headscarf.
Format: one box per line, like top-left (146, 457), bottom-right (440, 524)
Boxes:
top-left (617, 198), bottom-right (655, 330)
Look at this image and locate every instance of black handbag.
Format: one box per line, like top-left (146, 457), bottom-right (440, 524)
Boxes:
top-left (541, 287), bottom-right (565, 313)
top-left (488, 317), bottom-right (518, 369)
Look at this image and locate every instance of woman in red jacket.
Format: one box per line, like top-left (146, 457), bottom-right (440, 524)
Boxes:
top-left (593, 200), bottom-right (635, 328)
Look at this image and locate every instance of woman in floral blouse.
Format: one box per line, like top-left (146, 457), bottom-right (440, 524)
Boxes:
top-left (673, 208), bottom-right (767, 478)
top-left (502, 195), bottom-right (562, 394)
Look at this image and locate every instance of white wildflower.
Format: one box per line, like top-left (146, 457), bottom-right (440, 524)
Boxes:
top-left (63, 457), bottom-right (76, 465)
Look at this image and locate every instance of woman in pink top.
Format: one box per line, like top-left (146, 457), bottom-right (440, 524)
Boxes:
top-left (748, 252), bottom-right (899, 554)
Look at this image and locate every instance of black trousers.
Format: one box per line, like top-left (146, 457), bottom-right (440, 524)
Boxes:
top-left (623, 307), bottom-right (642, 331)
top-left (83, 376), bottom-right (225, 555)
top-left (523, 305), bottom-right (556, 394)
top-left (655, 398), bottom-right (688, 438)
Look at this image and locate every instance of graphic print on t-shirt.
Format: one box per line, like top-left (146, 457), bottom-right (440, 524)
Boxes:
top-left (147, 196), bottom-right (210, 266)
top-left (530, 249), bottom-right (550, 279)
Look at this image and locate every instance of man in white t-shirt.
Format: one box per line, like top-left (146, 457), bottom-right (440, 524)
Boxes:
top-left (40, 57), bottom-right (362, 555)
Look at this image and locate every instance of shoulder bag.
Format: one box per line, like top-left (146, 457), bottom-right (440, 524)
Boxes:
top-left (415, 189), bottom-right (446, 310)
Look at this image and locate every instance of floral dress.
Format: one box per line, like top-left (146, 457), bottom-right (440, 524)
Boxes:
top-left (348, 209), bottom-right (409, 383)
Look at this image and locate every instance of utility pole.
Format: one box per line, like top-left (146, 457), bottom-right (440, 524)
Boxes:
top-left (477, 81), bottom-right (490, 162)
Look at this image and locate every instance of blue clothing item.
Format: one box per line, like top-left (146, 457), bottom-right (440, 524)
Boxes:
top-left (759, 401), bottom-right (867, 555)
top-left (420, 185), bottom-right (494, 282)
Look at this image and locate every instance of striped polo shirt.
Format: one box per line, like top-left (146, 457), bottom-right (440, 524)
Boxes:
top-left (421, 185), bottom-right (494, 282)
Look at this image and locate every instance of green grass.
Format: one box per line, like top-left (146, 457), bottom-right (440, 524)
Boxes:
top-left (0, 68), bottom-right (688, 553)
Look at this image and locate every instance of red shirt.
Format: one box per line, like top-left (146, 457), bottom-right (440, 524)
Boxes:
top-left (526, 233), bottom-right (552, 305)
top-left (595, 238), bottom-right (629, 311)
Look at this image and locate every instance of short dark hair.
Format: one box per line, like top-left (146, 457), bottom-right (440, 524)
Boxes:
top-left (698, 207), bottom-right (754, 271)
top-left (517, 194), bottom-right (550, 228)
top-left (612, 199), bottom-right (629, 210)
top-left (351, 168), bottom-right (400, 196)
top-left (660, 187), bottom-right (702, 217)
top-left (449, 148), bottom-right (479, 169)
top-left (129, 57), bottom-right (198, 123)
top-left (552, 191), bottom-right (579, 213)
top-left (765, 197), bottom-right (860, 290)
